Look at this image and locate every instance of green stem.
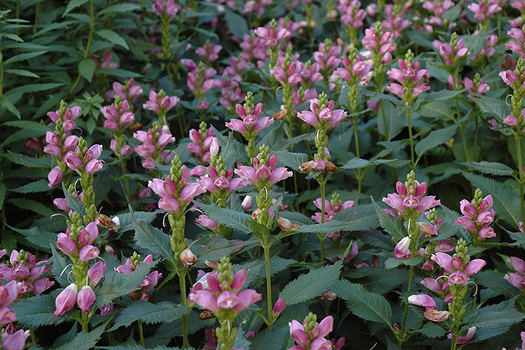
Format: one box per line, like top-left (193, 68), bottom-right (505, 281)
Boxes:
top-left (263, 237), bottom-right (273, 326)
top-left (450, 333), bottom-right (459, 350)
top-left (119, 160), bottom-right (131, 202)
top-left (456, 99), bottom-right (470, 161)
top-left (138, 320), bottom-right (145, 346)
top-left (398, 265), bottom-right (414, 348)
top-left (81, 311), bottom-right (89, 332)
top-left (473, 115), bottom-right (479, 161)
top-left (380, 99), bottom-right (388, 141)
top-left (179, 270), bottom-right (189, 349)
top-left (516, 134), bottom-right (525, 227)
top-left (67, 0), bottom-right (95, 97)
top-left (319, 178), bottom-right (327, 263)
top-left (407, 109), bottom-right (415, 170)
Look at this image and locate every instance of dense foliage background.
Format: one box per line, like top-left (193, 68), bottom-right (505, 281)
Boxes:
top-left (1, 0), bottom-right (525, 349)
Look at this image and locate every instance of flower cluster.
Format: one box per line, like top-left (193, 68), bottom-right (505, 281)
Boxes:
top-left (187, 122), bottom-right (219, 164)
top-left (64, 143), bottom-right (104, 175)
top-left (134, 124), bottom-right (176, 169)
top-left (288, 313), bottom-right (344, 350)
top-left (454, 189), bottom-right (496, 241)
top-left (143, 90), bottom-right (180, 124)
top-left (57, 222), bottom-right (100, 262)
top-left (297, 97), bottom-right (347, 129)
top-left (0, 249), bottom-right (54, 298)
top-left (106, 78), bottom-right (143, 103)
top-left (116, 253), bottom-right (162, 301)
top-left (226, 101), bottom-right (274, 138)
top-left (102, 97), bottom-right (134, 157)
top-left (0, 281), bottom-right (30, 350)
top-left (505, 256), bottom-right (525, 290)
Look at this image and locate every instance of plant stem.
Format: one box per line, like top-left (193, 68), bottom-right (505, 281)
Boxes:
top-left (398, 265), bottom-right (414, 348)
top-left (450, 333), bottom-right (458, 350)
top-left (179, 270), bottom-right (189, 349)
top-left (319, 177), bottom-right (327, 263)
top-left (473, 115), bottom-right (479, 161)
top-left (380, 99), bottom-right (388, 141)
top-left (138, 320), bottom-right (144, 346)
top-left (406, 109), bottom-right (415, 170)
top-left (67, 0), bottom-right (95, 97)
top-left (516, 134), bottom-right (525, 227)
top-left (263, 237), bottom-right (274, 326)
top-left (81, 311), bottom-right (89, 332)
top-left (456, 99), bottom-right (469, 161)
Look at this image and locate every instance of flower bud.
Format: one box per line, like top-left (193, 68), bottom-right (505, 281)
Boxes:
top-left (180, 248), bottom-right (197, 267)
top-left (77, 285), bottom-right (96, 312)
top-left (272, 297), bottom-right (285, 315)
top-left (54, 283), bottom-right (78, 316)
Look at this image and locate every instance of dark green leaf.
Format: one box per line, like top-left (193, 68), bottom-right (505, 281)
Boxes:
top-left (7, 225), bottom-right (56, 252)
top-left (0, 96), bottom-right (21, 118)
top-left (0, 182), bottom-right (5, 208)
top-left (341, 157), bottom-right (371, 170)
top-left (384, 256), bottom-right (423, 269)
top-left (415, 124), bottom-right (458, 158)
top-left (4, 51), bottom-right (48, 65)
top-left (54, 326), bottom-right (105, 350)
top-left (462, 161), bottom-right (514, 176)
top-left (97, 3), bottom-right (140, 16)
top-left (110, 301), bottom-right (188, 331)
top-left (5, 69), bottom-right (39, 78)
top-left (296, 205), bottom-right (378, 234)
top-left (79, 59), bottom-right (96, 82)
top-left (469, 96), bottom-right (510, 123)
top-left (11, 294), bottom-right (71, 327)
top-left (250, 327), bottom-right (287, 350)
top-left (278, 261), bottom-right (342, 306)
top-left (194, 235), bottom-right (259, 263)
top-left (371, 197), bottom-right (406, 240)
top-left (2, 120), bottom-right (51, 132)
top-left (198, 202), bottom-right (252, 235)
top-left (96, 29), bottom-right (129, 49)
top-left (51, 244), bottom-right (70, 287)
top-left (10, 179), bottom-right (50, 193)
top-left (274, 151), bottom-right (308, 171)
top-left (2, 151), bottom-right (49, 168)
top-left (332, 279), bottom-right (392, 326)
top-left (469, 301), bottom-right (525, 341)
top-left (62, 183), bottom-right (87, 217)
top-left (63, 0), bottom-right (89, 16)
top-left (224, 9), bottom-right (248, 38)
top-left (118, 210), bottom-right (160, 232)
top-left (6, 198), bottom-right (54, 217)
top-left (7, 83), bottom-right (64, 96)
top-left (416, 322), bottom-right (446, 338)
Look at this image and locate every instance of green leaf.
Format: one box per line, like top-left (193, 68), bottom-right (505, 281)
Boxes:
top-left (55, 326), bottom-right (105, 350)
top-left (384, 256), bottom-right (423, 269)
top-left (79, 58), bottom-right (96, 82)
top-left (274, 151), bottom-right (308, 171)
top-left (130, 206), bottom-right (177, 268)
top-left (0, 182), bottom-right (5, 208)
top-left (94, 261), bottom-right (155, 307)
top-left (62, 183), bottom-right (87, 217)
top-left (3, 51), bottom-right (48, 65)
top-left (371, 197), bottom-right (406, 240)
top-left (198, 202), bottom-right (253, 235)
top-left (63, 0), bottom-right (89, 17)
top-left (474, 271), bottom-right (516, 298)
top-left (224, 8), bottom-right (249, 38)
top-left (51, 244), bottom-right (71, 287)
top-left (96, 29), bottom-right (129, 49)
top-left (7, 225), bottom-right (56, 252)
top-left (469, 302), bottom-right (525, 341)
top-left (7, 83), bottom-right (64, 96)
top-left (0, 95), bottom-right (21, 118)
top-left (296, 205), bottom-right (378, 233)
top-left (415, 124), bottom-right (458, 158)
top-left (462, 172), bottom-right (521, 228)
top-left (6, 198), bottom-right (54, 217)
top-left (11, 179), bottom-right (50, 193)
top-left (250, 327), bottom-right (287, 350)
top-left (462, 161), bottom-right (514, 176)
top-left (2, 151), bottom-right (49, 168)
top-left (332, 279), bottom-right (392, 326)
top-left (193, 235), bottom-right (259, 263)
top-left (2, 120), bottom-right (51, 132)
top-left (416, 322), bottom-right (446, 338)
top-left (468, 95), bottom-right (510, 123)
top-left (97, 3), bottom-right (140, 16)
top-left (110, 301), bottom-right (188, 331)
top-left (5, 69), bottom-right (39, 78)
top-left (11, 294), bottom-right (71, 327)
top-left (278, 262), bottom-right (342, 306)
top-left (341, 157), bottom-right (371, 170)
top-left (117, 210), bottom-right (159, 233)
top-left (3, 33), bottom-right (23, 42)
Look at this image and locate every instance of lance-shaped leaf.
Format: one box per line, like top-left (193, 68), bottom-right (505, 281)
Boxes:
top-left (130, 206), bottom-right (176, 268)
top-left (109, 301), bottom-right (189, 331)
top-left (341, 157), bottom-right (371, 170)
top-left (54, 326), bottom-right (105, 350)
top-left (371, 197), bottom-right (406, 240)
top-left (278, 261), bottom-right (342, 306)
top-left (415, 124), bottom-right (458, 158)
top-left (332, 279), bottom-right (392, 327)
top-left (62, 183), bottom-right (86, 217)
top-left (462, 161), bottom-right (514, 176)
top-left (295, 205), bottom-right (377, 234)
top-left (7, 224), bottom-right (56, 251)
top-left (11, 294), bottom-right (72, 327)
top-left (468, 300), bottom-right (525, 341)
top-left (198, 202), bottom-right (252, 235)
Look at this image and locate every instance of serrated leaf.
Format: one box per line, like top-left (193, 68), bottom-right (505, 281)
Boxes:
top-left (7, 225), bottom-right (56, 252)
top-left (341, 157), bottom-right (371, 170)
top-left (11, 294), bottom-right (71, 327)
top-left (462, 161), bottom-right (514, 176)
top-left (6, 198), bottom-right (54, 217)
top-left (55, 326), bottom-right (105, 350)
top-left (110, 301), bottom-right (188, 331)
top-left (469, 303), bottom-right (525, 341)
top-left (96, 29), bottom-right (128, 49)
top-left (250, 327), bottom-right (287, 350)
top-left (7, 83), bottom-right (64, 96)
top-left (474, 271), bottom-right (516, 298)
top-left (3, 51), bottom-right (47, 65)
top-left (62, 183), bottom-right (87, 217)
top-left (198, 202), bottom-right (252, 235)
top-left (194, 235), bottom-right (258, 263)
top-left (94, 261), bottom-right (155, 307)
top-left (278, 262), bottom-right (342, 306)
top-left (415, 124), bottom-right (458, 158)
top-left (11, 179), bottom-right (50, 193)
top-left (469, 95), bottom-right (510, 122)
top-left (296, 205), bottom-right (378, 234)
top-left (2, 120), bottom-right (51, 132)
top-left (51, 244), bottom-right (70, 287)
top-left (0, 182), bottom-right (5, 208)
top-left (384, 256), bottom-right (423, 269)
top-left (462, 172), bottom-right (521, 228)
top-left (0, 96), bottom-right (21, 118)
top-left (130, 206), bottom-right (176, 268)
top-left (371, 197), bottom-right (406, 240)
top-left (63, 0), bottom-right (89, 17)
top-left (97, 3), bottom-right (140, 16)
top-left (79, 58), bottom-right (96, 82)
top-left (2, 151), bottom-right (49, 168)
top-left (332, 279), bottom-right (392, 326)
top-left (274, 151), bottom-right (308, 170)
top-left (416, 322), bottom-right (446, 338)
top-left (5, 69), bottom-right (39, 78)
top-left (117, 210), bottom-right (159, 232)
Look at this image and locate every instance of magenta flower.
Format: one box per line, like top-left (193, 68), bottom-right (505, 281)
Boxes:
top-left (87, 261), bottom-right (107, 287)
top-left (382, 178), bottom-right (440, 219)
top-left (338, 0), bottom-right (366, 30)
top-left (311, 197), bottom-right (355, 224)
top-left (408, 294), bottom-right (437, 310)
top-left (335, 55), bottom-right (373, 86)
top-left (187, 126), bottom-right (217, 164)
top-left (394, 236), bottom-right (411, 259)
top-left (271, 60), bottom-right (303, 86)
top-left (199, 166), bottom-right (246, 194)
top-left (448, 326), bottom-right (476, 344)
top-left (505, 256), bottom-right (525, 290)
top-left (254, 23), bottom-right (290, 49)
top-left (151, 0), bottom-right (180, 20)
top-left (297, 98), bottom-right (347, 129)
top-left (381, 4), bottom-right (411, 38)
top-left (134, 126), bottom-right (175, 169)
top-left (102, 99), bottom-right (134, 132)
top-left (47, 166), bottom-right (63, 188)
top-left (196, 41), bottom-right (222, 62)
top-left (386, 55), bottom-right (431, 104)
top-left (362, 24), bottom-right (396, 65)
top-left (196, 214), bottom-right (219, 231)
top-left (468, 0), bottom-right (501, 22)
top-left (454, 193), bottom-right (496, 241)
top-left (108, 78), bottom-right (143, 102)
top-left (235, 154), bottom-right (293, 187)
top-left (433, 38), bottom-right (469, 65)
top-left (77, 285), bottom-right (96, 312)
top-left (116, 254), bottom-right (162, 300)
top-left (288, 314), bottom-right (343, 350)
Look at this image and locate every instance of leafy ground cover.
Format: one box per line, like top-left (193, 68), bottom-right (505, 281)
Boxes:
top-left (1, 0), bottom-right (525, 349)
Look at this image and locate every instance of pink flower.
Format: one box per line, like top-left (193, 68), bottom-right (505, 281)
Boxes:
top-left (77, 285), bottom-right (96, 312)
top-left (297, 98), bottom-right (347, 129)
top-left (54, 283), bottom-right (78, 316)
top-left (254, 23), bottom-right (290, 48)
top-left (394, 237), bottom-right (411, 259)
top-left (47, 167), bottom-right (63, 187)
top-left (448, 326), bottom-right (476, 344)
top-left (196, 214), bottom-right (219, 230)
top-left (1, 329), bottom-right (30, 350)
top-left (143, 90), bottom-right (180, 114)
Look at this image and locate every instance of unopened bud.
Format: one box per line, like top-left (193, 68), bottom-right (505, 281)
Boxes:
top-left (210, 138), bottom-right (220, 155)
top-left (277, 217), bottom-right (300, 232)
top-left (180, 248), bottom-right (197, 267)
top-left (242, 196), bottom-right (253, 210)
top-left (272, 297), bottom-right (285, 315)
